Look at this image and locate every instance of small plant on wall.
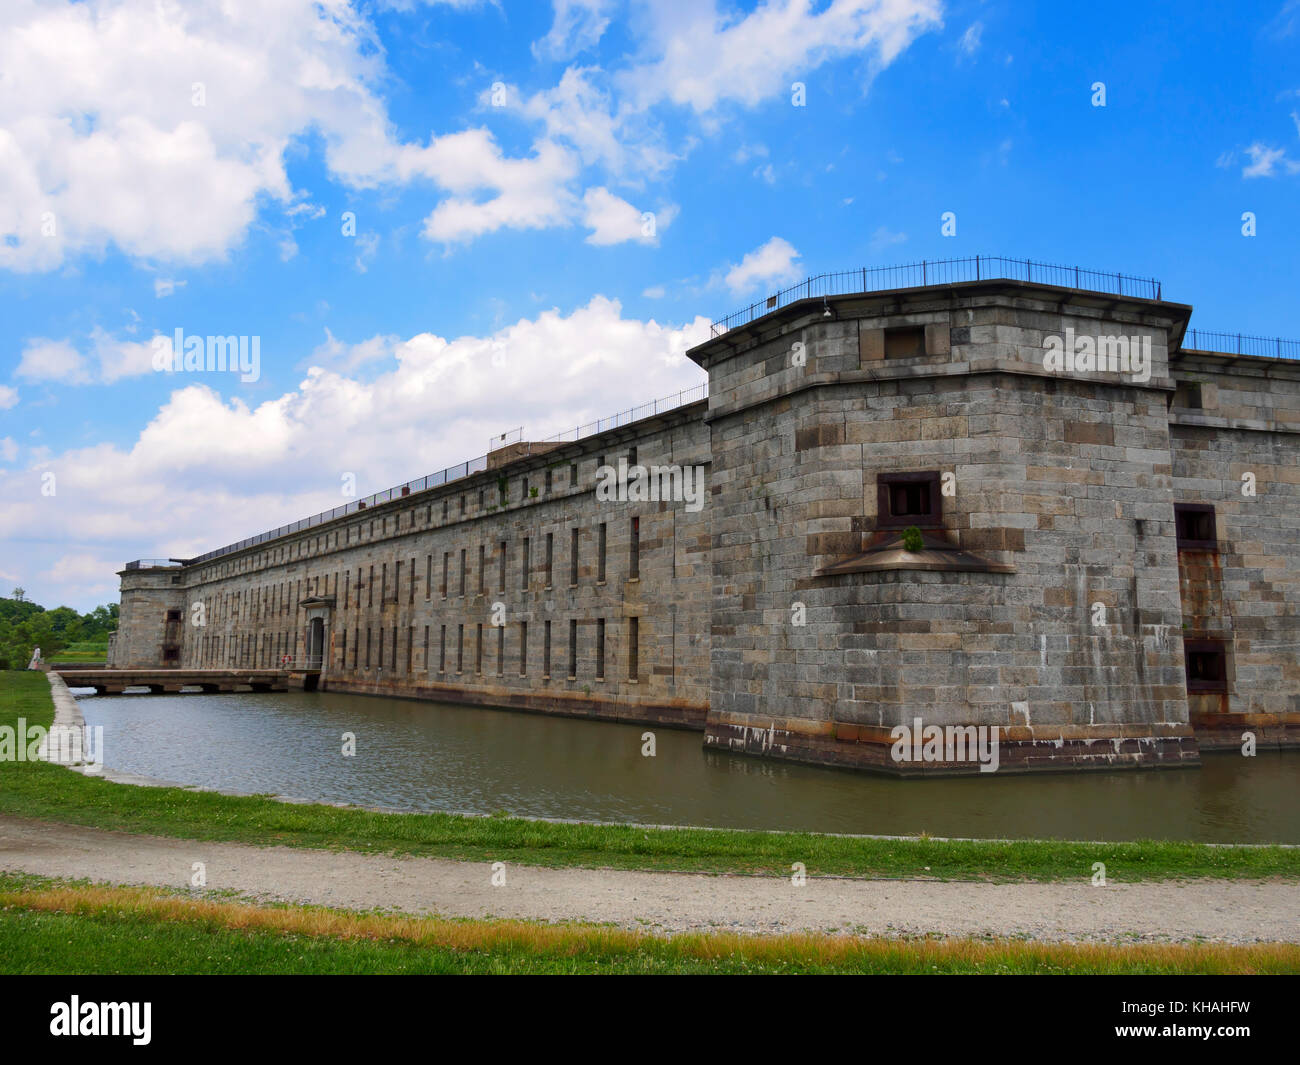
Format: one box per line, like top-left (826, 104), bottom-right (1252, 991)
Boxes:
top-left (901, 526), bottom-right (924, 553)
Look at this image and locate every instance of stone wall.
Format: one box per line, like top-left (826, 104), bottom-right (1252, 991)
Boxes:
top-left (110, 569), bottom-right (185, 668)
top-left (1168, 351), bottom-right (1300, 749)
top-left (693, 282), bottom-right (1201, 773)
top-left (109, 280), bottom-right (1300, 774)
top-left (138, 403), bottom-right (711, 729)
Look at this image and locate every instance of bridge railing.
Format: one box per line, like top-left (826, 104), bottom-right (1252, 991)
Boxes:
top-left (276, 654), bottom-right (322, 671)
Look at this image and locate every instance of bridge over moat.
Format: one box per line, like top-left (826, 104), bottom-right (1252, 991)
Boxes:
top-left (54, 668), bottom-right (318, 695)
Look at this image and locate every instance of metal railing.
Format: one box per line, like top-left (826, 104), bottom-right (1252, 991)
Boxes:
top-left (1181, 329), bottom-right (1300, 360)
top-left (709, 255), bottom-right (1164, 337)
top-left (124, 559), bottom-right (184, 570)
top-left (540, 384), bottom-right (707, 443)
top-left (277, 654), bottom-right (322, 671)
top-left (145, 384), bottom-right (709, 571)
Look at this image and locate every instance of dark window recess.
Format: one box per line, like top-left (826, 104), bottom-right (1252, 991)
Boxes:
top-left (1171, 381), bottom-right (1203, 410)
top-left (877, 472), bottom-right (941, 528)
top-left (165, 610), bottom-right (182, 622)
top-left (883, 325), bottom-right (926, 358)
top-left (1174, 504), bottom-right (1217, 549)
top-left (1184, 640), bottom-right (1228, 692)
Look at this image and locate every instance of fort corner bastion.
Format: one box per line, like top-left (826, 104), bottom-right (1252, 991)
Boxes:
top-left (106, 261), bottom-right (1300, 775)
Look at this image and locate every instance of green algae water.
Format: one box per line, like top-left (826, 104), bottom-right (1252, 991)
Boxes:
top-left (76, 689), bottom-right (1300, 844)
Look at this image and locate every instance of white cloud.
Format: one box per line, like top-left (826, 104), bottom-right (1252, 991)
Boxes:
top-left (0, 0), bottom-right (599, 266)
top-left (93, 328), bottom-right (162, 384)
top-left (403, 133), bottom-right (580, 245)
top-left (869, 225), bottom-right (907, 250)
top-left (16, 339), bottom-right (90, 384)
top-left (0, 0), bottom-right (944, 267)
top-left (581, 187), bottom-right (676, 245)
top-left (642, 285), bottom-right (666, 299)
top-left (521, 67), bottom-right (675, 181)
top-left (1243, 142), bottom-right (1300, 177)
top-left (0, 297), bottom-right (712, 609)
top-left (154, 278), bottom-right (187, 298)
top-left (15, 329), bottom-right (160, 386)
top-left (0, 438), bottom-right (17, 463)
top-left (533, 0), bottom-right (613, 60)
top-left (723, 237), bottom-right (802, 294)
top-left (959, 21), bottom-right (983, 55)
top-left (618, 0), bottom-right (943, 112)
top-left (0, 385), bottom-right (18, 410)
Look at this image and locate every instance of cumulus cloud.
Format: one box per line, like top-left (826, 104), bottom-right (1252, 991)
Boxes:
top-left (16, 339), bottom-right (90, 384)
top-left (0, 0), bottom-right (943, 267)
top-left (15, 329), bottom-right (160, 386)
top-left (0, 385), bottom-right (19, 410)
top-left (521, 67), bottom-right (676, 182)
top-left (0, 0), bottom-right (591, 264)
top-left (617, 0), bottom-right (943, 112)
top-left (0, 298), bottom-right (711, 609)
top-left (581, 187), bottom-right (677, 245)
top-left (723, 236), bottom-right (802, 294)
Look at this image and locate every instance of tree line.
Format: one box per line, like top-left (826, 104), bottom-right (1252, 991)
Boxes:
top-left (0, 589), bottom-right (119, 669)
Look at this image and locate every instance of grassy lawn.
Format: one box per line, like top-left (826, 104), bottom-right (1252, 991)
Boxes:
top-left (46, 647), bottom-right (107, 664)
top-left (2, 873), bottom-right (1295, 974)
top-left (3, 670), bottom-right (1298, 882)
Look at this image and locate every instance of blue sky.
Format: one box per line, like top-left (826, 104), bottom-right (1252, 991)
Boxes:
top-left (1, 0), bottom-right (1298, 612)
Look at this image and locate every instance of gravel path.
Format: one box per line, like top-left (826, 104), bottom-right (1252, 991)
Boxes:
top-left (1, 815), bottom-right (1296, 943)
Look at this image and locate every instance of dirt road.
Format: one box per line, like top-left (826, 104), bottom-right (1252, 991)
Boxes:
top-left (1, 815), bottom-right (1295, 942)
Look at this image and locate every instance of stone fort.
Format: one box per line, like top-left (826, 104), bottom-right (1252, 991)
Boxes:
top-left (106, 259), bottom-right (1300, 774)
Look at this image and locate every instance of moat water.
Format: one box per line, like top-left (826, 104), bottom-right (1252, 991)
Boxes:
top-left (75, 689), bottom-right (1300, 844)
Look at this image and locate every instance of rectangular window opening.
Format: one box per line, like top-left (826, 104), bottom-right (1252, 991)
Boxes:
top-left (883, 325), bottom-right (926, 358)
top-left (1184, 639), bottom-right (1228, 692)
top-left (1175, 503), bottom-right (1217, 549)
top-left (877, 471), bottom-right (941, 528)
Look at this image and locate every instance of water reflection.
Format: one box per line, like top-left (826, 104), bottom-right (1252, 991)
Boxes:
top-left (74, 689), bottom-right (1300, 843)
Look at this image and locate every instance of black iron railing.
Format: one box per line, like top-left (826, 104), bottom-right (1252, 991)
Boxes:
top-left (709, 255), bottom-right (1164, 337)
top-left (1182, 329), bottom-right (1300, 360)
